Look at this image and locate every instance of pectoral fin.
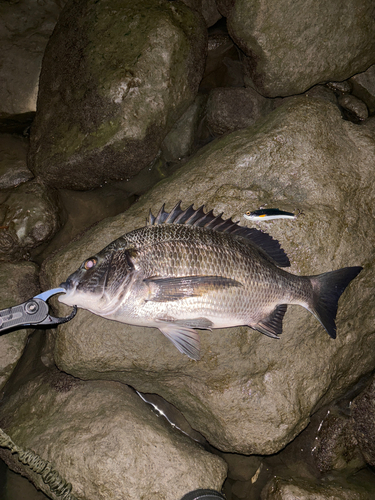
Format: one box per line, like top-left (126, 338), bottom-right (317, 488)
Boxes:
top-left (156, 320), bottom-right (201, 360)
top-left (144, 275), bottom-right (242, 302)
top-left (253, 304), bottom-right (288, 339)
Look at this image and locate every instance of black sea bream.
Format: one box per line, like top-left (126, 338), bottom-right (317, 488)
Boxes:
top-left (59, 202), bottom-right (362, 360)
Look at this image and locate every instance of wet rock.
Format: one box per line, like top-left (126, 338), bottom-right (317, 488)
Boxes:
top-left (0, 134), bottom-right (33, 189)
top-left (351, 376), bottom-right (375, 467)
top-left (206, 87), bottom-right (273, 136)
top-left (136, 390), bottom-right (209, 447)
top-left (261, 474), bottom-right (375, 500)
top-left (0, 261), bottom-right (40, 391)
top-left (43, 97), bottom-right (374, 455)
top-left (0, 0), bottom-right (66, 122)
top-left (161, 95), bottom-right (207, 162)
top-left (0, 371), bottom-right (227, 500)
top-left (274, 403), bottom-right (366, 478)
top-left (219, 0), bottom-right (375, 97)
top-left (326, 80), bottom-right (352, 95)
top-left (338, 94), bottom-right (369, 123)
top-left (0, 180), bottom-right (61, 261)
top-left (350, 65), bottom-right (375, 115)
top-left (28, 0), bottom-right (207, 190)
top-left (310, 408), bottom-right (364, 473)
top-left (2, 467), bottom-right (49, 500)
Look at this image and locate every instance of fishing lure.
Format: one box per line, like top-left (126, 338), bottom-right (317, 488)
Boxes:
top-left (244, 208), bottom-right (297, 221)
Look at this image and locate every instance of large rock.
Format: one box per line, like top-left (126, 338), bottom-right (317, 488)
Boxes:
top-left (0, 0), bottom-right (66, 122)
top-left (28, 0), bottom-right (207, 190)
top-left (218, 0), bottom-right (375, 97)
top-left (0, 180), bottom-right (61, 261)
top-left (0, 371), bottom-right (226, 500)
top-left (43, 97), bottom-right (374, 454)
top-left (0, 261), bottom-right (40, 391)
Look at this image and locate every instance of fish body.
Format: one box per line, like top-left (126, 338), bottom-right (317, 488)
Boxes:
top-left (59, 202), bottom-right (362, 360)
top-left (244, 208), bottom-right (297, 221)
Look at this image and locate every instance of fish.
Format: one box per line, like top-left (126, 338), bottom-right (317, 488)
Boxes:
top-left (244, 208), bottom-right (297, 221)
top-left (58, 202), bottom-right (362, 360)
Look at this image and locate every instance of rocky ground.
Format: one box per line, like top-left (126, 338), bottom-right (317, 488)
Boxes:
top-left (1, 1), bottom-right (375, 499)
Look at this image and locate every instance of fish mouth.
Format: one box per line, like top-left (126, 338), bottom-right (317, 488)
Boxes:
top-left (59, 281), bottom-right (68, 290)
top-left (58, 279), bottom-right (78, 306)
top-left (59, 279), bottom-right (75, 292)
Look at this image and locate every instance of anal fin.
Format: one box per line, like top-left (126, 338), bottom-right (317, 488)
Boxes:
top-left (253, 304), bottom-right (288, 339)
top-left (156, 320), bottom-right (201, 360)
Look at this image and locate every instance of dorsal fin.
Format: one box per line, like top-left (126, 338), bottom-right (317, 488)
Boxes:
top-left (148, 201), bottom-right (290, 267)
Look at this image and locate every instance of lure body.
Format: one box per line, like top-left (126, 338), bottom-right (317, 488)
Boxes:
top-left (244, 208), bottom-right (297, 221)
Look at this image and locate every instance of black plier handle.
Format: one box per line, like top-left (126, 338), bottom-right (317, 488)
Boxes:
top-left (0, 288), bottom-right (77, 334)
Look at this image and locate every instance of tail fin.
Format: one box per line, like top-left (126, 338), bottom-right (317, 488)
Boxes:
top-left (309, 266), bottom-right (362, 338)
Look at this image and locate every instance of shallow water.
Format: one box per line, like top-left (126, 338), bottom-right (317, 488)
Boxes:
top-left (0, 459), bottom-right (49, 500)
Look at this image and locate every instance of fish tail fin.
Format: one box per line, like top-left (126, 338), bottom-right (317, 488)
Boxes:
top-left (308, 266), bottom-right (362, 338)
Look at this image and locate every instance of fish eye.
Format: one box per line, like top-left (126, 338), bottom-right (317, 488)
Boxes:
top-left (245, 211), bottom-right (251, 215)
top-left (83, 258), bottom-right (97, 270)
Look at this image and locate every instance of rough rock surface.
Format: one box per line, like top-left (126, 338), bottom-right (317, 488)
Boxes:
top-left (270, 402), bottom-right (366, 478)
top-left (219, 0), bottom-right (375, 97)
top-left (0, 371), bottom-right (227, 500)
top-left (261, 475), bottom-right (374, 500)
top-left (43, 97), bottom-right (374, 455)
top-left (0, 261), bottom-right (40, 391)
top-left (0, 0), bottom-right (66, 120)
top-left (338, 94), bottom-right (369, 123)
top-left (0, 180), bottom-right (61, 261)
top-left (206, 87), bottom-right (273, 136)
top-left (350, 64), bottom-right (375, 115)
top-left (28, 0), bottom-right (207, 190)
top-left (0, 134), bottom-right (33, 190)
top-left (161, 95), bottom-right (207, 162)
top-left (351, 376), bottom-right (375, 467)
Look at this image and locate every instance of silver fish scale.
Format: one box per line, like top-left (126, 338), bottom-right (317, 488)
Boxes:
top-left (119, 224), bottom-right (309, 326)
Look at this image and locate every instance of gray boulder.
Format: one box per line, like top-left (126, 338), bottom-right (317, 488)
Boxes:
top-left (0, 0), bottom-right (66, 122)
top-left (0, 371), bottom-right (227, 500)
top-left (206, 87), bottom-right (273, 136)
top-left (28, 0), bottom-right (207, 190)
top-left (0, 180), bottom-right (61, 261)
top-left (43, 97), bottom-right (374, 455)
top-left (0, 261), bottom-right (40, 391)
top-left (218, 0), bottom-right (375, 97)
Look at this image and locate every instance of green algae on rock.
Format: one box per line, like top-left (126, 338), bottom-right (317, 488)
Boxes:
top-left (28, 0), bottom-right (207, 190)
